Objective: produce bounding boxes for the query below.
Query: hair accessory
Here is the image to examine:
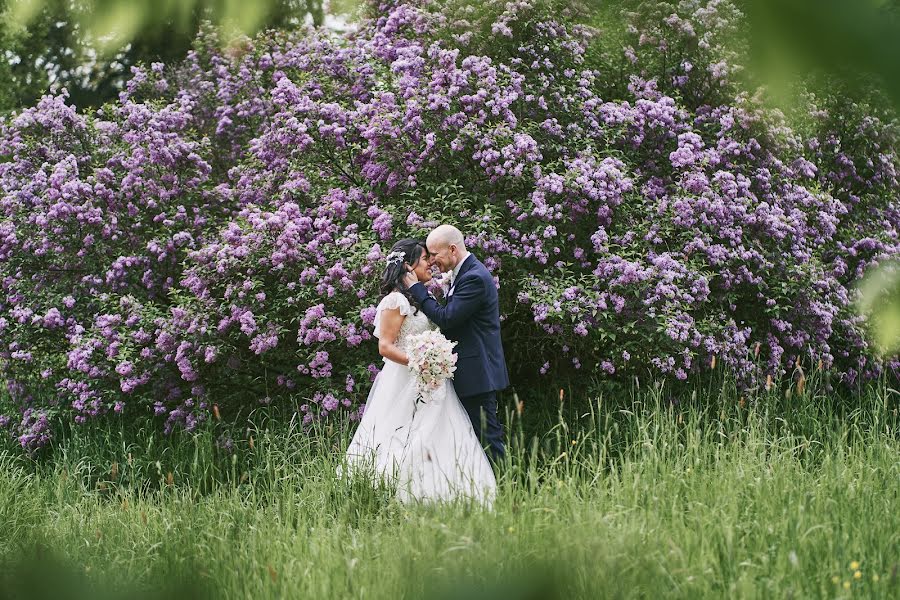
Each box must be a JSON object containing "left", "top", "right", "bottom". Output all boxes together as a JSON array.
[{"left": 385, "top": 250, "right": 406, "bottom": 266}]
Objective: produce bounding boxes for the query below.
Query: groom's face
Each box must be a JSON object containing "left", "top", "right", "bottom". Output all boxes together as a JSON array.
[{"left": 426, "top": 242, "right": 456, "bottom": 273}]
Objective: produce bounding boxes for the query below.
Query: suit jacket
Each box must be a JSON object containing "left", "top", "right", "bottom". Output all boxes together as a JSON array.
[{"left": 408, "top": 255, "right": 510, "bottom": 398}]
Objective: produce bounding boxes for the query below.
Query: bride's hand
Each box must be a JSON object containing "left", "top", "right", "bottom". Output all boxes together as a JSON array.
[{"left": 402, "top": 266, "right": 419, "bottom": 288}]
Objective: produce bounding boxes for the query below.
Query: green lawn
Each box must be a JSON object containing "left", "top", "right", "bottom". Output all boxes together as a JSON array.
[{"left": 1, "top": 379, "right": 898, "bottom": 599}]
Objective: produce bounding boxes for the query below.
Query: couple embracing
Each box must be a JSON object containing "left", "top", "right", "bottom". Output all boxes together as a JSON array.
[{"left": 344, "top": 225, "right": 509, "bottom": 504}]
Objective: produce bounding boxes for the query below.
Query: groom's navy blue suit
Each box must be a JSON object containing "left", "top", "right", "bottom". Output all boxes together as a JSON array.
[{"left": 408, "top": 255, "right": 509, "bottom": 461}]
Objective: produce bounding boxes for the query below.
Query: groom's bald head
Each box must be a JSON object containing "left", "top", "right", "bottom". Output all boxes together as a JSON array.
[
  {"left": 426, "top": 224, "right": 468, "bottom": 271},
  {"left": 427, "top": 224, "right": 465, "bottom": 250}
]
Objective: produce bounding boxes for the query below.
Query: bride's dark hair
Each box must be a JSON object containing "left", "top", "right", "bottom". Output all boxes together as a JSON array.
[{"left": 379, "top": 238, "right": 427, "bottom": 314}]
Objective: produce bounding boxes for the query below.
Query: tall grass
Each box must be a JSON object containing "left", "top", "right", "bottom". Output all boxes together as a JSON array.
[{"left": 1, "top": 376, "right": 898, "bottom": 598}]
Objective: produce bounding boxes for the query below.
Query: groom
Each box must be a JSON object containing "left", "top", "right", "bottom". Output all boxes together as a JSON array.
[{"left": 403, "top": 224, "right": 509, "bottom": 461}]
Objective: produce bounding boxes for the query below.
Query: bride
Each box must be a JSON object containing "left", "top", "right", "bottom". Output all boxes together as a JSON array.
[{"left": 343, "top": 239, "right": 497, "bottom": 504}]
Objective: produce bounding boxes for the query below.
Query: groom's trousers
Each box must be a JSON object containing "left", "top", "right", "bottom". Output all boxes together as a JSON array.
[{"left": 459, "top": 391, "right": 505, "bottom": 462}]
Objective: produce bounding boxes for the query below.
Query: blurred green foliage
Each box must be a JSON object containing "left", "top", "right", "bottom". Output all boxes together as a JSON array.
[
  {"left": 0, "top": 0, "right": 360, "bottom": 111},
  {"left": 0, "top": 543, "right": 212, "bottom": 600},
  {"left": 746, "top": 0, "right": 900, "bottom": 111},
  {"left": 857, "top": 260, "right": 900, "bottom": 357}
]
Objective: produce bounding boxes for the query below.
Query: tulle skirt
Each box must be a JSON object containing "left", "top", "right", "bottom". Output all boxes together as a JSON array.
[{"left": 343, "top": 360, "right": 496, "bottom": 505}]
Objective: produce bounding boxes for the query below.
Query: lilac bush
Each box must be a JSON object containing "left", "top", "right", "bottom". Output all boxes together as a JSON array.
[{"left": 1, "top": 0, "right": 897, "bottom": 452}]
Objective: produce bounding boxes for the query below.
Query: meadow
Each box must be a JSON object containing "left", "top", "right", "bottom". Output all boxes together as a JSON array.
[{"left": 2, "top": 376, "right": 898, "bottom": 599}]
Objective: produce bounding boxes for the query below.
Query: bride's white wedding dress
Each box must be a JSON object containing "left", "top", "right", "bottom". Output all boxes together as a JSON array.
[{"left": 344, "top": 291, "right": 497, "bottom": 505}]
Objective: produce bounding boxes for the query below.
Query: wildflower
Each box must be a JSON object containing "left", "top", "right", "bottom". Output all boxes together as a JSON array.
[
  {"left": 854, "top": 570, "right": 862, "bottom": 580},
  {"left": 850, "top": 561, "right": 860, "bottom": 570}
]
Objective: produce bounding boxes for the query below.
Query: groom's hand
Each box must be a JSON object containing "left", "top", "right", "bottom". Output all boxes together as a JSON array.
[{"left": 402, "top": 267, "right": 419, "bottom": 289}]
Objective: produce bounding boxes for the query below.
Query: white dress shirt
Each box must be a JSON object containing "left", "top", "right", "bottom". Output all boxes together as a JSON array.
[{"left": 450, "top": 253, "right": 472, "bottom": 288}]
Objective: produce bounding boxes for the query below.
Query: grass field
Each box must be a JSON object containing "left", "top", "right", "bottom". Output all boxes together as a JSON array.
[{"left": 1, "top": 377, "right": 898, "bottom": 599}]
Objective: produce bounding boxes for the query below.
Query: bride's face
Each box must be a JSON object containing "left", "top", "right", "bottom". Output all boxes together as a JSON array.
[{"left": 411, "top": 247, "right": 433, "bottom": 283}]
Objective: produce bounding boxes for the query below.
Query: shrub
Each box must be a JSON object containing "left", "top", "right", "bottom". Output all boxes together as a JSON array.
[{"left": 1, "top": 0, "right": 897, "bottom": 452}]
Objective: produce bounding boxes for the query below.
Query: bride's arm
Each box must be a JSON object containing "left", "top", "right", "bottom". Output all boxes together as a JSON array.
[{"left": 377, "top": 308, "right": 409, "bottom": 366}]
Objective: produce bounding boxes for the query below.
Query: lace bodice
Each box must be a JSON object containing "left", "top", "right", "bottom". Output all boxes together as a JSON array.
[{"left": 373, "top": 291, "right": 434, "bottom": 352}]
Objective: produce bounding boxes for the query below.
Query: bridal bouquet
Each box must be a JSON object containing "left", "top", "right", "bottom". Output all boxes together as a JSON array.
[{"left": 406, "top": 330, "right": 458, "bottom": 401}]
